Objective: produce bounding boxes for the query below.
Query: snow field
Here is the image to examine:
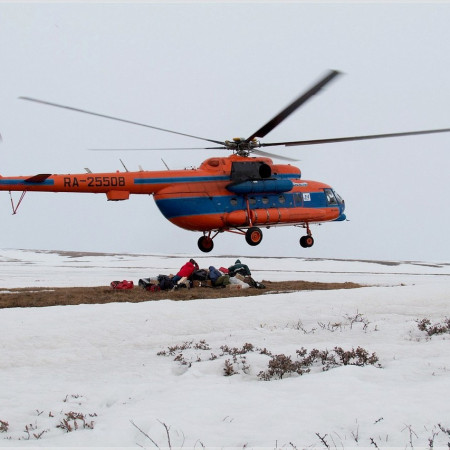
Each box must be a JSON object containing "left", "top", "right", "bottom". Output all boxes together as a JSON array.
[{"left": 0, "top": 250, "right": 449, "bottom": 448}]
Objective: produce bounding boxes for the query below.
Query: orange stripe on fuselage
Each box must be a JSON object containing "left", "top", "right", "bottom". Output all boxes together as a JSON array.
[
  {"left": 170, "top": 206, "right": 341, "bottom": 232},
  {"left": 0, "top": 170, "right": 229, "bottom": 195}
]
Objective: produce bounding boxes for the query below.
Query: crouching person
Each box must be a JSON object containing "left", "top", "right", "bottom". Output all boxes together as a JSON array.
[
  {"left": 172, "top": 259, "right": 199, "bottom": 289},
  {"left": 228, "top": 259, "right": 265, "bottom": 289},
  {"left": 228, "top": 259, "right": 251, "bottom": 280},
  {"left": 208, "top": 266, "right": 230, "bottom": 288}
]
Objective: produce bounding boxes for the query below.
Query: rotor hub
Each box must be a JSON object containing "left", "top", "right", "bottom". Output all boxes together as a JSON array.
[{"left": 224, "top": 138, "right": 260, "bottom": 156}]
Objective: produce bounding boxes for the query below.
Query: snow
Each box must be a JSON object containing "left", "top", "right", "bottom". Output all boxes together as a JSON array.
[{"left": 0, "top": 249, "right": 449, "bottom": 449}]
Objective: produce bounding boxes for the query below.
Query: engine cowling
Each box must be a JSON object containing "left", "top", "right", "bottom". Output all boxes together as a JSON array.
[{"left": 226, "top": 179, "right": 293, "bottom": 194}]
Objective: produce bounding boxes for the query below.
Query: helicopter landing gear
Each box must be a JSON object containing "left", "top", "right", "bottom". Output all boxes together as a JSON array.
[
  {"left": 300, "top": 223, "right": 314, "bottom": 248},
  {"left": 245, "top": 226, "right": 263, "bottom": 246},
  {"left": 300, "top": 235, "right": 314, "bottom": 248},
  {"left": 198, "top": 235, "right": 214, "bottom": 253}
]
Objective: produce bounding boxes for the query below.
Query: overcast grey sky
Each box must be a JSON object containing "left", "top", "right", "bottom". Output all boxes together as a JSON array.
[{"left": 0, "top": 2, "right": 449, "bottom": 262}]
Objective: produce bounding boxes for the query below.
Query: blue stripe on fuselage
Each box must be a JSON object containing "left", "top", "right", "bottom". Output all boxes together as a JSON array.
[
  {"left": 0, "top": 179, "right": 55, "bottom": 186},
  {"left": 155, "top": 191, "right": 332, "bottom": 219},
  {"left": 134, "top": 173, "right": 300, "bottom": 185},
  {"left": 134, "top": 175, "right": 230, "bottom": 184}
]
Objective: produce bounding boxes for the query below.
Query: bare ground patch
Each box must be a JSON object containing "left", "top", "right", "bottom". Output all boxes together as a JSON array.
[{"left": 0, "top": 280, "right": 362, "bottom": 309}]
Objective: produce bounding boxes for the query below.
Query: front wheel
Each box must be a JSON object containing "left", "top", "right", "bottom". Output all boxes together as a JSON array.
[
  {"left": 198, "top": 236, "right": 214, "bottom": 253},
  {"left": 245, "top": 227, "right": 263, "bottom": 246},
  {"left": 300, "top": 235, "right": 314, "bottom": 248}
]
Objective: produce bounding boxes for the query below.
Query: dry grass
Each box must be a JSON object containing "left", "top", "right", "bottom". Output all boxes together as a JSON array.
[{"left": 0, "top": 280, "right": 362, "bottom": 309}]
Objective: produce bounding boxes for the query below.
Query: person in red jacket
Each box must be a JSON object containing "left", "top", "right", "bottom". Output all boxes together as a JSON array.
[{"left": 171, "top": 259, "right": 199, "bottom": 285}]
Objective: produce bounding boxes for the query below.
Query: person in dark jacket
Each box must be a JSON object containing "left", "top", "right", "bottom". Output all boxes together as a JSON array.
[{"left": 227, "top": 259, "right": 251, "bottom": 277}]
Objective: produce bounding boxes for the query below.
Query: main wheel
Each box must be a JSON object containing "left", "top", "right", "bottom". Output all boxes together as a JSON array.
[
  {"left": 245, "top": 227, "right": 263, "bottom": 246},
  {"left": 300, "top": 235, "right": 314, "bottom": 248},
  {"left": 198, "top": 236, "right": 214, "bottom": 253}
]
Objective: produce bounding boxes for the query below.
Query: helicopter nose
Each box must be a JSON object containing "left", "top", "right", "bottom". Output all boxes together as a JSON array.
[
  {"left": 335, "top": 205, "right": 346, "bottom": 221},
  {"left": 335, "top": 191, "right": 346, "bottom": 220}
]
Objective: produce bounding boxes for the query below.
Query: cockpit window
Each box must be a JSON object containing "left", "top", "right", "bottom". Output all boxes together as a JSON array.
[
  {"left": 335, "top": 191, "right": 344, "bottom": 204},
  {"left": 324, "top": 188, "right": 337, "bottom": 205}
]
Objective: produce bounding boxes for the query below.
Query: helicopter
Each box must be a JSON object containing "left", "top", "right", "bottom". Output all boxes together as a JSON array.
[{"left": 2, "top": 69, "right": 450, "bottom": 252}]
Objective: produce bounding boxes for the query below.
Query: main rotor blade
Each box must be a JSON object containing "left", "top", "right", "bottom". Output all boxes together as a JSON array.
[
  {"left": 259, "top": 127, "right": 450, "bottom": 147},
  {"left": 19, "top": 97, "right": 226, "bottom": 146},
  {"left": 252, "top": 149, "right": 299, "bottom": 162},
  {"left": 246, "top": 69, "right": 341, "bottom": 142},
  {"left": 89, "top": 146, "right": 227, "bottom": 151}
]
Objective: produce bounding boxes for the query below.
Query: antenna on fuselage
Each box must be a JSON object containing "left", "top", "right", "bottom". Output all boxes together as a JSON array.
[
  {"left": 119, "top": 159, "right": 129, "bottom": 172},
  {"left": 161, "top": 158, "right": 170, "bottom": 170}
]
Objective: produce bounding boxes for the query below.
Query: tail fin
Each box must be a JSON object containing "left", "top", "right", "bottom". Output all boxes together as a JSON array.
[{"left": 25, "top": 174, "right": 52, "bottom": 183}]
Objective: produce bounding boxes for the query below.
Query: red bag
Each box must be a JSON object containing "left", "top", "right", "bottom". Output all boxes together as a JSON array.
[
  {"left": 219, "top": 267, "right": 229, "bottom": 274},
  {"left": 147, "top": 284, "right": 161, "bottom": 292},
  {"left": 111, "top": 280, "right": 134, "bottom": 290}
]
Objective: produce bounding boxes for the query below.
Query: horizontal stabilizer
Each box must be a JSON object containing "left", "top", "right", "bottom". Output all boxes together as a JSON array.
[{"left": 25, "top": 174, "right": 52, "bottom": 183}]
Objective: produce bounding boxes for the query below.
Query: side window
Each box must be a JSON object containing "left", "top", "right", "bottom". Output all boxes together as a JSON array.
[
  {"left": 294, "top": 193, "right": 303, "bottom": 206},
  {"left": 324, "top": 188, "right": 337, "bottom": 205}
]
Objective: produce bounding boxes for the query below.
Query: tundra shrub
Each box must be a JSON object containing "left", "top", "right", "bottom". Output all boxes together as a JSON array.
[
  {"left": 0, "top": 420, "right": 8, "bottom": 433},
  {"left": 56, "top": 411, "right": 96, "bottom": 433},
  {"left": 258, "top": 346, "right": 381, "bottom": 380},
  {"left": 223, "top": 359, "right": 236, "bottom": 376},
  {"left": 259, "top": 353, "right": 310, "bottom": 380},
  {"left": 417, "top": 318, "right": 450, "bottom": 336},
  {"left": 157, "top": 340, "right": 381, "bottom": 381}
]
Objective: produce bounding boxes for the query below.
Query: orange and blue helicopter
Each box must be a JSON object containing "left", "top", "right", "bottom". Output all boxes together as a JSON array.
[{"left": 1, "top": 70, "right": 450, "bottom": 252}]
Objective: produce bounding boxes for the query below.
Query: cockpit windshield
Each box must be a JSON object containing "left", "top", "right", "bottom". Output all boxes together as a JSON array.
[
  {"left": 334, "top": 191, "right": 344, "bottom": 204},
  {"left": 324, "top": 188, "right": 338, "bottom": 205}
]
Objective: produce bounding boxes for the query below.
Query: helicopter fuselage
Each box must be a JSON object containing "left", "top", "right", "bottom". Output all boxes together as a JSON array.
[{"left": 0, "top": 155, "right": 345, "bottom": 250}]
